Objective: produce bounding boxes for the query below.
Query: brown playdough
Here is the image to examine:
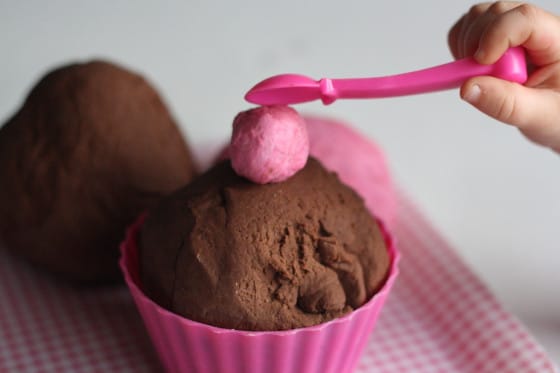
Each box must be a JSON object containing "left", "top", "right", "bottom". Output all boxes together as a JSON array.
[
  {"left": 0, "top": 60, "right": 197, "bottom": 284},
  {"left": 140, "top": 158, "right": 389, "bottom": 331}
]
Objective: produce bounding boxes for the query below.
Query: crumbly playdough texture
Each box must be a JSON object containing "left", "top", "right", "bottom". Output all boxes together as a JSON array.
[
  {"left": 139, "top": 158, "right": 389, "bottom": 331},
  {"left": 230, "top": 105, "right": 309, "bottom": 184}
]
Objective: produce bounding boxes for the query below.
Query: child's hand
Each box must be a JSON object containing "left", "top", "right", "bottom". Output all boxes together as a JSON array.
[{"left": 448, "top": 2, "right": 560, "bottom": 152}]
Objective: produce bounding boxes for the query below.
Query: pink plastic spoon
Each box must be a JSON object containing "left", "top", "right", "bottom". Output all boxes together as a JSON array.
[{"left": 245, "top": 47, "right": 527, "bottom": 105}]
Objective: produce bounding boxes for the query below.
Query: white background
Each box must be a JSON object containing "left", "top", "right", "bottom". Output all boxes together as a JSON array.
[{"left": 1, "top": 0, "right": 559, "bottom": 363}]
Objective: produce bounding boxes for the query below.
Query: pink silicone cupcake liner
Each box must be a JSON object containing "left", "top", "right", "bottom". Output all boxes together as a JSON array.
[{"left": 120, "top": 214, "right": 400, "bottom": 373}]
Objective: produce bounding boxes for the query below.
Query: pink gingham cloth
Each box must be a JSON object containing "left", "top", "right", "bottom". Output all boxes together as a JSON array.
[{"left": 0, "top": 192, "right": 557, "bottom": 373}]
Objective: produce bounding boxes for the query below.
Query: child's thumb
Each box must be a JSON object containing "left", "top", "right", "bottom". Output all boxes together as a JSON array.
[
  {"left": 460, "top": 76, "right": 536, "bottom": 129},
  {"left": 460, "top": 76, "right": 560, "bottom": 150}
]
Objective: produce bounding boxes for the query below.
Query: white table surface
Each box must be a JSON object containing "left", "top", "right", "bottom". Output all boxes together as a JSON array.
[{"left": 1, "top": 0, "right": 559, "bottom": 365}]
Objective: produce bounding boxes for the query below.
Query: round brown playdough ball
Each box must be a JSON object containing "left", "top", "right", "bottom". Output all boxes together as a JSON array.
[{"left": 0, "top": 60, "right": 197, "bottom": 284}]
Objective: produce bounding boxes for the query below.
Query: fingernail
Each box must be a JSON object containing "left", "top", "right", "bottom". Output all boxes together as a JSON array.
[
  {"left": 474, "top": 47, "right": 485, "bottom": 61},
  {"left": 463, "top": 84, "right": 481, "bottom": 104}
]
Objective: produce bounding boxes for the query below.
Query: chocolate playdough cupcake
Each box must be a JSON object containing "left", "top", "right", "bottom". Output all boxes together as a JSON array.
[{"left": 120, "top": 105, "right": 399, "bottom": 373}]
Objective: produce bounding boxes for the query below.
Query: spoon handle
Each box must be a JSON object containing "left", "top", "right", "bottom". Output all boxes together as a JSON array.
[{"left": 320, "top": 47, "right": 527, "bottom": 104}]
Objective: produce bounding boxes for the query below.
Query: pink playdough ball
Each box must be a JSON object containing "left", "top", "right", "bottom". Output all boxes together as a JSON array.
[{"left": 230, "top": 106, "right": 309, "bottom": 184}]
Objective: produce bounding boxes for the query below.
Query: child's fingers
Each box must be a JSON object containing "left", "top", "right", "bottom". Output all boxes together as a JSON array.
[
  {"left": 448, "top": 15, "right": 466, "bottom": 59},
  {"left": 448, "top": 2, "right": 520, "bottom": 59},
  {"left": 460, "top": 11, "right": 496, "bottom": 58},
  {"left": 478, "top": 3, "right": 560, "bottom": 65},
  {"left": 461, "top": 76, "right": 560, "bottom": 151},
  {"left": 449, "top": 4, "right": 490, "bottom": 59}
]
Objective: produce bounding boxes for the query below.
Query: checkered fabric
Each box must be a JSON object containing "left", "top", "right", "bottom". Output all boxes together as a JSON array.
[{"left": 0, "top": 192, "right": 557, "bottom": 373}]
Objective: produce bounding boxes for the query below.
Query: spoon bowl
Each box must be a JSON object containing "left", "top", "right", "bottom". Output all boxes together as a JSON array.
[{"left": 244, "top": 74, "right": 320, "bottom": 105}]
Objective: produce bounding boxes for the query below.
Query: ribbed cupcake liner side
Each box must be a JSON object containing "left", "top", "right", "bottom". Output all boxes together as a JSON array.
[{"left": 120, "top": 217, "right": 399, "bottom": 373}]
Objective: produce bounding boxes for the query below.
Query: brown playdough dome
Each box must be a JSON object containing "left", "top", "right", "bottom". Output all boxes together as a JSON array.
[
  {"left": 0, "top": 60, "right": 197, "bottom": 284},
  {"left": 139, "top": 158, "right": 389, "bottom": 331}
]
